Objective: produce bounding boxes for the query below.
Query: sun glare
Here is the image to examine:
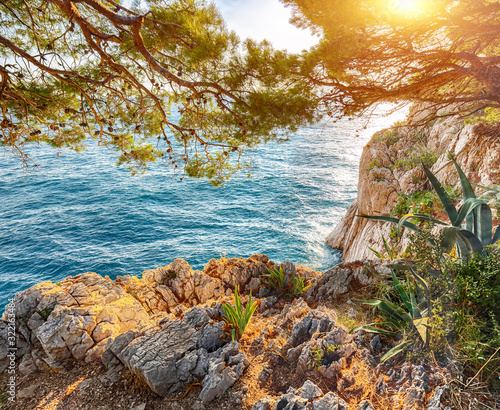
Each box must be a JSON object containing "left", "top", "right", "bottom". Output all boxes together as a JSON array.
[{"left": 390, "top": 0, "right": 422, "bottom": 15}]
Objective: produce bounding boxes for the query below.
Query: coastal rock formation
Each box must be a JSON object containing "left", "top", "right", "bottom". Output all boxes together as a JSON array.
[
  {"left": 327, "top": 117, "right": 500, "bottom": 262},
  {"left": 1, "top": 256, "right": 454, "bottom": 409}
]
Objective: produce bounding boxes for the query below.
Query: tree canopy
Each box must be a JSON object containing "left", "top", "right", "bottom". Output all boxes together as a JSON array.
[
  {"left": 283, "top": 0, "right": 500, "bottom": 123},
  {"left": 0, "top": 0, "right": 319, "bottom": 184}
]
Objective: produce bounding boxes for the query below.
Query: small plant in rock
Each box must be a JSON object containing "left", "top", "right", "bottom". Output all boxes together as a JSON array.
[
  {"left": 290, "top": 274, "right": 311, "bottom": 295},
  {"left": 368, "top": 235, "right": 397, "bottom": 260},
  {"left": 366, "top": 158, "right": 383, "bottom": 172},
  {"left": 262, "top": 266, "right": 286, "bottom": 290},
  {"left": 222, "top": 285, "right": 259, "bottom": 343},
  {"left": 310, "top": 344, "right": 342, "bottom": 368},
  {"left": 261, "top": 266, "right": 310, "bottom": 296},
  {"left": 36, "top": 304, "right": 55, "bottom": 321}
]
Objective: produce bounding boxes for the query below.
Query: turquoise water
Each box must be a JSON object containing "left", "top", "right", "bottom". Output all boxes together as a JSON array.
[{"left": 0, "top": 117, "right": 395, "bottom": 307}]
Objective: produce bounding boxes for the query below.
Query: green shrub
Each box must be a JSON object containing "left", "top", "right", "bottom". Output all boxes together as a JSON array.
[
  {"left": 372, "top": 129, "right": 399, "bottom": 147},
  {"left": 393, "top": 148, "right": 439, "bottom": 170},
  {"left": 366, "top": 158, "right": 383, "bottom": 172},
  {"left": 310, "top": 344, "right": 343, "bottom": 368}
]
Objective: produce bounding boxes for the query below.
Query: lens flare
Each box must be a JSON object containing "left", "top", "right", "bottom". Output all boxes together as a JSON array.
[{"left": 391, "top": 0, "right": 422, "bottom": 14}]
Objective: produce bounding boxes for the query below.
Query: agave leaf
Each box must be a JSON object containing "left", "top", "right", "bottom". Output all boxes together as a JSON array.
[
  {"left": 451, "top": 157, "right": 476, "bottom": 200},
  {"left": 477, "top": 203, "right": 492, "bottom": 247},
  {"left": 362, "top": 299, "right": 410, "bottom": 322},
  {"left": 234, "top": 285, "right": 241, "bottom": 314},
  {"left": 380, "top": 340, "right": 414, "bottom": 363},
  {"left": 457, "top": 229, "right": 485, "bottom": 255},
  {"left": 456, "top": 198, "right": 485, "bottom": 227},
  {"left": 383, "top": 316, "right": 406, "bottom": 329},
  {"left": 398, "top": 213, "right": 448, "bottom": 233},
  {"left": 407, "top": 273, "right": 420, "bottom": 319},
  {"left": 351, "top": 325, "right": 400, "bottom": 337},
  {"left": 412, "top": 317, "right": 429, "bottom": 345},
  {"left": 358, "top": 215, "right": 422, "bottom": 233},
  {"left": 455, "top": 235, "right": 469, "bottom": 260},
  {"left": 368, "top": 246, "right": 384, "bottom": 258},
  {"left": 471, "top": 182, "right": 497, "bottom": 193},
  {"left": 440, "top": 226, "right": 459, "bottom": 254},
  {"left": 410, "top": 269, "right": 432, "bottom": 312},
  {"left": 423, "top": 164, "right": 459, "bottom": 225},
  {"left": 382, "top": 235, "right": 394, "bottom": 259},
  {"left": 466, "top": 211, "right": 473, "bottom": 233},
  {"left": 391, "top": 270, "right": 412, "bottom": 312},
  {"left": 492, "top": 226, "right": 500, "bottom": 245}
]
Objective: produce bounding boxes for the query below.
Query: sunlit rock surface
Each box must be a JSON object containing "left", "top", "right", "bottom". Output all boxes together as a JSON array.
[{"left": 328, "top": 116, "right": 500, "bottom": 261}]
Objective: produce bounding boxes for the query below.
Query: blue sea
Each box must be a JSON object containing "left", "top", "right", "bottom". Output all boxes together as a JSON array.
[{"left": 0, "top": 115, "right": 401, "bottom": 308}]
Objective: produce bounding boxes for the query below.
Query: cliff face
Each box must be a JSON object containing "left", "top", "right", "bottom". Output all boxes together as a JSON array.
[{"left": 327, "top": 117, "right": 500, "bottom": 262}]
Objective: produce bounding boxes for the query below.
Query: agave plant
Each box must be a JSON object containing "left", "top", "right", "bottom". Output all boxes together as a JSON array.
[
  {"left": 353, "top": 264, "right": 431, "bottom": 363},
  {"left": 261, "top": 266, "right": 310, "bottom": 296},
  {"left": 222, "top": 285, "right": 259, "bottom": 342},
  {"left": 361, "top": 157, "right": 500, "bottom": 259},
  {"left": 261, "top": 266, "right": 286, "bottom": 290}
]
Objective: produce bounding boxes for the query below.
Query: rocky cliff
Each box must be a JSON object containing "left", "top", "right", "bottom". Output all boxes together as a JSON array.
[
  {"left": 0, "top": 255, "right": 454, "bottom": 410},
  {"left": 327, "top": 117, "right": 500, "bottom": 262}
]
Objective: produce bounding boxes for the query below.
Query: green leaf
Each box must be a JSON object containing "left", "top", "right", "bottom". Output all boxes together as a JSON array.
[
  {"left": 391, "top": 270, "right": 412, "bottom": 312},
  {"left": 451, "top": 156, "right": 476, "bottom": 200},
  {"left": 358, "top": 215, "right": 422, "bottom": 232},
  {"left": 412, "top": 317, "right": 429, "bottom": 344},
  {"left": 380, "top": 340, "right": 414, "bottom": 363},
  {"left": 457, "top": 229, "right": 485, "bottom": 255},
  {"left": 423, "top": 164, "right": 458, "bottom": 225},
  {"left": 397, "top": 213, "right": 448, "bottom": 233},
  {"left": 362, "top": 299, "right": 410, "bottom": 322},
  {"left": 440, "top": 226, "right": 459, "bottom": 254},
  {"left": 409, "top": 268, "right": 431, "bottom": 312},
  {"left": 456, "top": 198, "right": 485, "bottom": 227},
  {"left": 492, "top": 226, "right": 500, "bottom": 245},
  {"left": 477, "top": 203, "right": 492, "bottom": 246},
  {"left": 382, "top": 235, "right": 393, "bottom": 259},
  {"left": 368, "top": 246, "right": 384, "bottom": 258},
  {"left": 455, "top": 235, "right": 470, "bottom": 260},
  {"left": 351, "top": 325, "right": 400, "bottom": 337}
]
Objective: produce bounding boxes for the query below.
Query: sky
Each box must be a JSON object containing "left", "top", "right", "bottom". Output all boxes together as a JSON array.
[{"left": 213, "top": 0, "right": 319, "bottom": 52}]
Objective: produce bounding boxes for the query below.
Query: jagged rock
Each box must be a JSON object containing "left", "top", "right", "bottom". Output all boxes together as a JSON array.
[
  {"left": 252, "top": 397, "right": 272, "bottom": 410},
  {"left": 312, "top": 392, "right": 348, "bottom": 410},
  {"left": 299, "top": 380, "right": 323, "bottom": 400},
  {"left": 1, "top": 255, "right": 285, "bottom": 374},
  {"left": 375, "top": 376, "right": 388, "bottom": 397},
  {"left": 0, "top": 272, "right": 150, "bottom": 372},
  {"left": 258, "top": 366, "right": 272, "bottom": 383},
  {"left": 305, "top": 262, "right": 376, "bottom": 302},
  {"left": 427, "top": 385, "right": 449, "bottom": 410},
  {"left": 370, "top": 335, "right": 382, "bottom": 351},
  {"left": 101, "top": 305, "right": 247, "bottom": 402},
  {"left": 287, "top": 308, "right": 338, "bottom": 348},
  {"left": 203, "top": 254, "right": 270, "bottom": 292},
  {"left": 199, "top": 344, "right": 249, "bottom": 402},
  {"left": 259, "top": 296, "right": 278, "bottom": 313},
  {"left": 357, "top": 400, "right": 375, "bottom": 410},
  {"left": 273, "top": 392, "right": 309, "bottom": 410}
]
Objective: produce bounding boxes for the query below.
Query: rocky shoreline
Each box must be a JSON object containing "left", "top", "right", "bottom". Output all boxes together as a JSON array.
[{"left": 0, "top": 255, "right": 455, "bottom": 409}]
